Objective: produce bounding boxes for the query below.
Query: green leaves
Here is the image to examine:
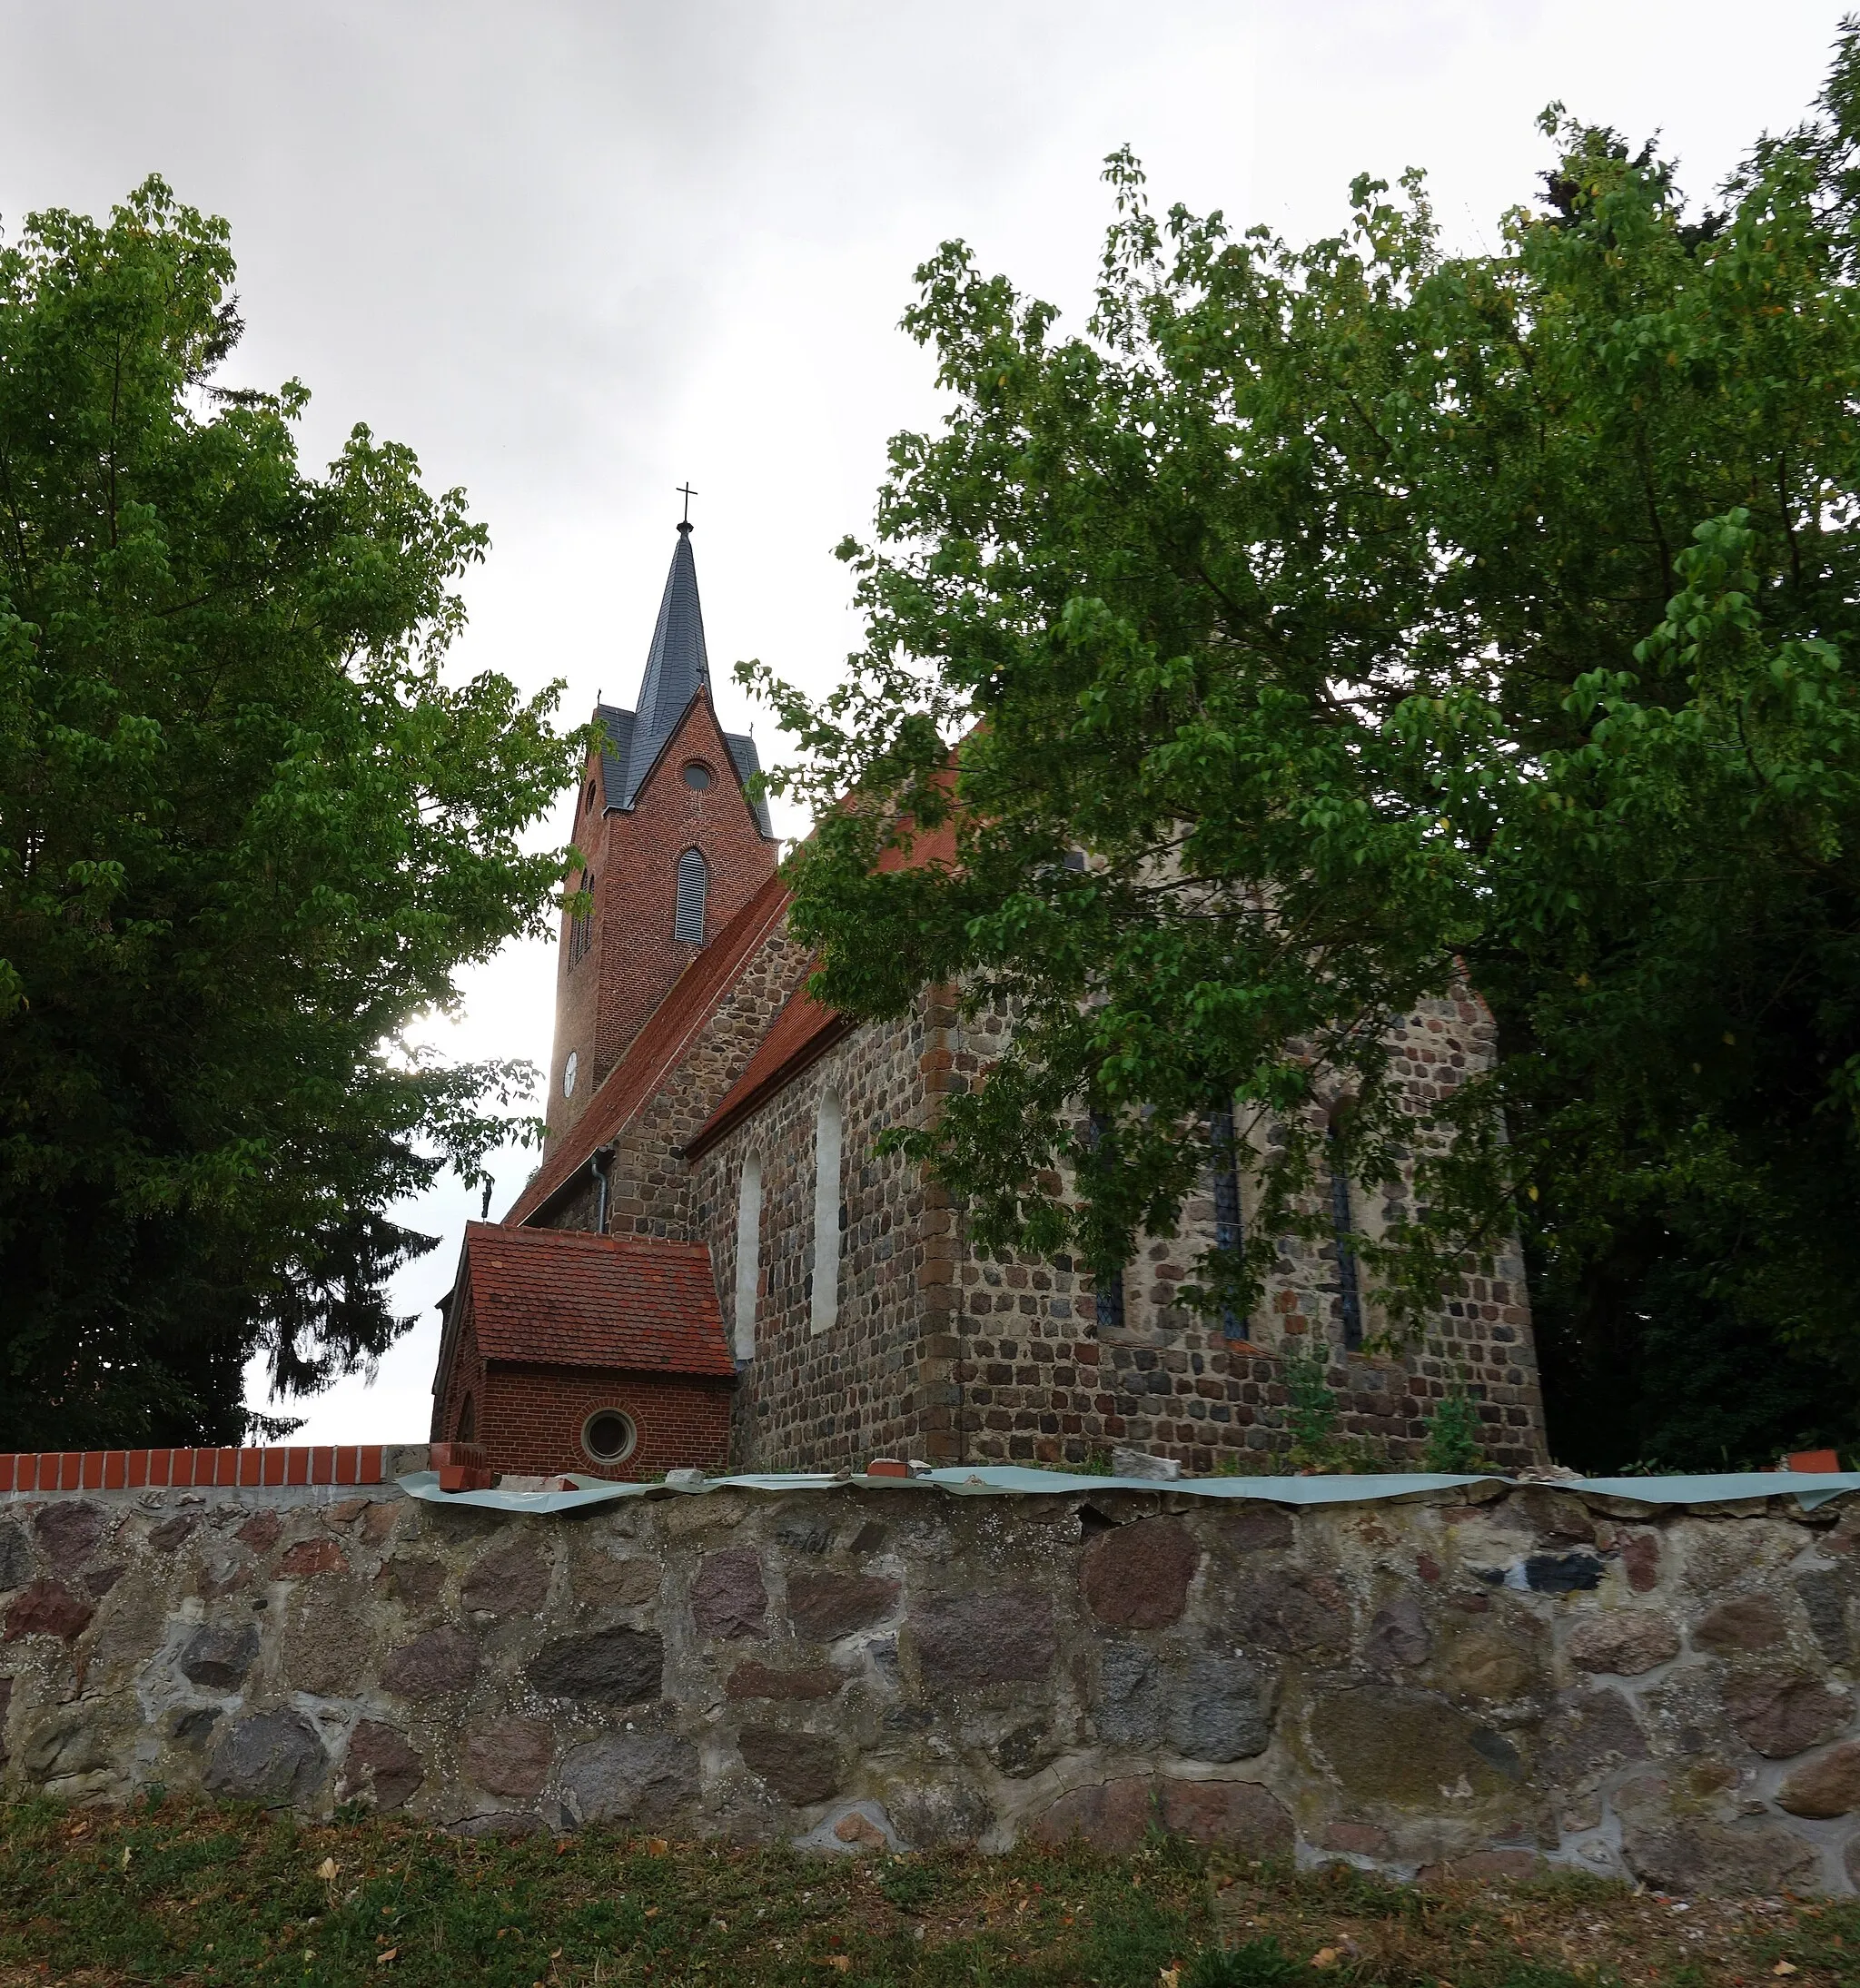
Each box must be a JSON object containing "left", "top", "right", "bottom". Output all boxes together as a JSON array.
[
  {"left": 0, "top": 179, "right": 588, "bottom": 1445},
  {"left": 748, "top": 28, "right": 1860, "bottom": 1464}
]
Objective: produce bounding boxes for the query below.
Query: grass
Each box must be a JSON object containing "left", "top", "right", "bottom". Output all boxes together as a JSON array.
[{"left": 0, "top": 1798, "right": 1855, "bottom": 1987}]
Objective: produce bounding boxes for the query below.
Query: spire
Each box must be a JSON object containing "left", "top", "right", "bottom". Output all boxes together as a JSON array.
[{"left": 621, "top": 521, "right": 711, "bottom": 804}]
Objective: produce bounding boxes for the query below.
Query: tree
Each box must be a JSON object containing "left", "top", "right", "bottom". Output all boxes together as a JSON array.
[
  {"left": 0, "top": 179, "right": 585, "bottom": 1447},
  {"left": 747, "top": 33, "right": 1860, "bottom": 1469}
]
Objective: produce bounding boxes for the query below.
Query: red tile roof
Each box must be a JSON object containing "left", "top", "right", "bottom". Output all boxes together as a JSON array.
[
  {"left": 685, "top": 982, "right": 852, "bottom": 1160},
  {"left": 683, "top": 807, "right": 960, "bottom": 1159},
  {"left": 460, "top": 1222, "right": 735, "bottom": 1378},
  {"left": 506, "top": 869, "right": 792, "bottom": 1226},
  {"left": 507, "top": 779, "right": 962, "bottom": 1213}
]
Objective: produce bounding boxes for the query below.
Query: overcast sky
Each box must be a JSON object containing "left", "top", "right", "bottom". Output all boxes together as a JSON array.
[{"left": 1, "top": 0, "right": 1845, "bottom": 1441}]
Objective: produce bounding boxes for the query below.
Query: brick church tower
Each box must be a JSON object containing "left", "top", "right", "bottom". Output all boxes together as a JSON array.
[{"left": 545, "top": 521, "right": 779, "bottom": 1146}]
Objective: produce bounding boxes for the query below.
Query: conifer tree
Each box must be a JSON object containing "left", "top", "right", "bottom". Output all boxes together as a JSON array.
[{"left": 0, "top": 180, "right": 584, "bottom": 1445}]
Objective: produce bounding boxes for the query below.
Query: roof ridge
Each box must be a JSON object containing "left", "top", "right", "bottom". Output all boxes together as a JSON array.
[
  {"left": 467, "top": 1221, "right": 710, "bottom": 1255},
  {"left": 685, "top": 978, "right": 852, "bottom": 1162}
]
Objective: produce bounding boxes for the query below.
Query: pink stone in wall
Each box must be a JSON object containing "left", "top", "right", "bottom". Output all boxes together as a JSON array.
[
  {"left": 1080, "top": 1517, "right": 1200, "bottom": 1629},
  {"left": 3, "top": 1578, "right": 94, "bottom": 1642},
  {"left": 689, "top": 1548, "right": 767, "bottom": 1640}
]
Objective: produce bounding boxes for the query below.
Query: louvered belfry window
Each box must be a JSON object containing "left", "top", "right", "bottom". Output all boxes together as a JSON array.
[
  {"left": 674, "top": 847, "right": 708, "bottom": 943},
  {"left": 568, "top": 874, "right": 595, "bottom": 966}
]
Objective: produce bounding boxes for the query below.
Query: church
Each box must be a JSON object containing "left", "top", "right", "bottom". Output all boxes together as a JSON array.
[{"left": 430, "top": 521, "right": 1549, "bottom": 1480}]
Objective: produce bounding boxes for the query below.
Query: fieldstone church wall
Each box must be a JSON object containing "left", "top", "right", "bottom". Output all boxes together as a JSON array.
[
  {"left": 8, "top": 1468, "right": 1860, "bottom": 1894},
  {"left": 940, "top": 988, "right": 1546, "bottom": 1475},
  {"left": 686, "top": 969, "right": 1546, "bottom": 1477}
]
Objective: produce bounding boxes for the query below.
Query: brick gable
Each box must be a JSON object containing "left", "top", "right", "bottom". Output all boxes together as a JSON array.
[{"left": 546, "top": 687, "right": 777, "bottom": 1147}]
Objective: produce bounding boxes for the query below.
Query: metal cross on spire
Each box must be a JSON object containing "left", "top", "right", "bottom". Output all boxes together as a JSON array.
[{"left": 676, "top": 481, "right": 698, "bottom": 525}]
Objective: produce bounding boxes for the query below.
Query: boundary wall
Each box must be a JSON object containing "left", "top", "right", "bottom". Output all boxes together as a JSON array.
[{"left": 6, "top": 1459, "right": 1860, "bottom": 1894}]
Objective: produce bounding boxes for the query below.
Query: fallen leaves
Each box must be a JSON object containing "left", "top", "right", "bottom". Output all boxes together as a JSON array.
[
  {"left": 316, "top": 1857, "right": 339, "bottom": 1882},
  {"left": 376, "top": 1949, "right": 397, "bottom": 1966}
]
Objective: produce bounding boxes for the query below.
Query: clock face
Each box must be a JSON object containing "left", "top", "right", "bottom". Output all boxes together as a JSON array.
[{"left": 563, "top": 1050, "right": 579, "bottom": 1098}]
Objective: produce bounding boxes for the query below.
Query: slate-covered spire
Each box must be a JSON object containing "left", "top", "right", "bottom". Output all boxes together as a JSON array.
[{"left": 622, "top": 520, "right": 710, "bottom": 804}]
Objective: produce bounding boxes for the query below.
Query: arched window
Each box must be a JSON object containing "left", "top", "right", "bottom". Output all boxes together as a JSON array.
[
  {"left": 810, "top": 1090, "right": 843, "bottom": 1335},
  {"left": 1326, "top": 1115, "right": 1364, "bottom": 1351},
  {"left": 734, "top": 1153, "right": 762, "bottom": 1361},
  {"left": 457, "top": 1392, "right": 476, "bottom": 1443},
  {"left": 674, "top": 846, "right": 708, "bottom": 943}
]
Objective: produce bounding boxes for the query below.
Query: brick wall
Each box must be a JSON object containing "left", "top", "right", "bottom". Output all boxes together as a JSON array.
[
  {"left": 431, "top": 1289, "right": 484, "bottom": 1450},
  {"left": 478, "top": 1364, "right": 732, "bottom": 1479},
  {"left": 0, "top": 1446, "right": 397, "bottom": 1492},
  {"left": 543, "top": 771, "right": 611, "bottom": 1144},
  {"left": 430, "top": 1271, "right": 732, "bottom": 1479},
  {"left": 545, "top": 693, "right": 777, "bottom": 1147}
]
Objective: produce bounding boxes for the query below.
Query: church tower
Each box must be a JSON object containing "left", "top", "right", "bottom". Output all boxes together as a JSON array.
[{"left": 545, "top": 520, "right": 779, "bottom": 1145}]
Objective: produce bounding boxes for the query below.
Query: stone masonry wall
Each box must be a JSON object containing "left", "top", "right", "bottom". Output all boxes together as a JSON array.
[
  {"left": 688, "top": 979, "right": 1545, "bottom": 1476},
  {"left": 939, "top": 989, "right": 1548, "bottom": 1475},
  {"left": 690, "top": 1003, "right": 941, "bottom": 1473},
  {"left": 11, "top": 1471, "right": 1860, "bottom": 1895},
  {"left": 532, "top": 866, "right": 1544, "bottom": 1478}
]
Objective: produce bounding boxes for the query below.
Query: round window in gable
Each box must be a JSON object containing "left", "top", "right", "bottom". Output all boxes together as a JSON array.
[
  {"left": 682, "top": 761, "right": 714, "bottom": 790},
  {"left": 563, "top": 1049, "right": 579, "bottom": 1098},
  {"left": 581, "top": 1408, "right": 637, "bottom": 1465}
]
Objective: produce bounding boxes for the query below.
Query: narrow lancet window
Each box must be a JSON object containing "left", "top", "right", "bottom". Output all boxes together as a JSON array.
[
  {"left": 734, "top": 1153, "right": 762, "bottom": 1361},
  {"left": 674, "top": 846, "right": 708, "bottom": 943},
  {"left": 1210, "top": 1101, "right": 1247, "bottom": 1340},
  {"left": 1086, "top": 1111, "right": 1127, "bottom": 1331},
  {"left": 1327, "top": 1118, "right": 1364, "bottom": 1351},
  {"left": 810, "top": 1091, "right": 843, "bottom": 1335}
]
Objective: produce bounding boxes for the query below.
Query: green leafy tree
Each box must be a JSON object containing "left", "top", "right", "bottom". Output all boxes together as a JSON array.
[
  {"left": 0, "top": 179, "right": 586, "bottom": 1447},
  {"left": 747, "top": 33, "right": 1860, "bottom": 1469}
]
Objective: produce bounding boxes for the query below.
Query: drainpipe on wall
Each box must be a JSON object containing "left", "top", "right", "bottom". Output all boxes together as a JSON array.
[{"left": 592, "top": 1143, "right": 616, "bottom": 1235}]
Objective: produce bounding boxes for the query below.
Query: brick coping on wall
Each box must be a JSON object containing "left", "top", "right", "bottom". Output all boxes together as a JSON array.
[
  {"left": 0, "top": 1445, "right": 405, "bottom": 1495},
  {"left": 2, "top": 1443, "right": 1842, "bottom": 1500}
]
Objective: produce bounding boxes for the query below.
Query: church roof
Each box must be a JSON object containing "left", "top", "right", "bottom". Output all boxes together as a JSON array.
[
  {"left": 506, "top": 867, "right": 795, "bottom": 1227},
  {"left": 457, "top": 1221, "right": 734, "bottom": 1378},
  {"left": 627, "top": 522, "right": 709, "bottom": 799},
  {"left": 686, "top": 981, "right": 851, "bottom": 1161},
  {"left": 595, "top": 525, "right": 772, "bottom": 836}
]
